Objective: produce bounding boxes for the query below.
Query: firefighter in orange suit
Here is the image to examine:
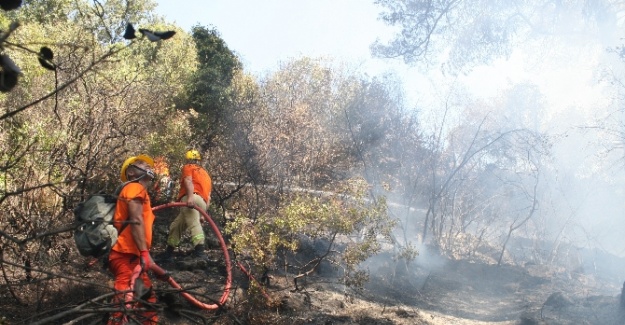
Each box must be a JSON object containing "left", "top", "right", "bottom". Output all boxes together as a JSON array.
[
  {"left": 107, "top": 154, "right": 158, "bottom": 325},
  {"left": 162, "top": 149, "right": 212, "bottom": 261}
]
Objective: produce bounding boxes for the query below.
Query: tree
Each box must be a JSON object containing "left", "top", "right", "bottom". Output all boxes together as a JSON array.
[
  {"left": 372, "top": 0, "right": 613, "bottom": 73},
  {"left": 250, "top": 58, "right": 359, "bottom": 189},
  {"left": 182, "top": 25, "right": 241, "bottom": 149},
  {"left": 227, "top": 177, "right": 394, "bottom": 291},
  {"left": 221, "top": 58, "right": 406, "bottom": 290},
  {"left": 0, "top": 0, "right": 193, "bottom": 318},
  {"left": 414, "top": 84, "right": 552, "bottom": 264}
]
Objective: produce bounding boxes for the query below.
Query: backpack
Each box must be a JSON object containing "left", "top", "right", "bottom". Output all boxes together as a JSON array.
[{"left": 73, "top": 183, "right": 130, "bottom": 258}]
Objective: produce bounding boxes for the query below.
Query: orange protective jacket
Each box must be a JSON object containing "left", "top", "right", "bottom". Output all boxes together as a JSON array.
[
  {"left": 111, "top": 182, "right": 155, "bottom": 256},
  {"left": 177, "top": 163, "right": 212, "bottom": 203}
]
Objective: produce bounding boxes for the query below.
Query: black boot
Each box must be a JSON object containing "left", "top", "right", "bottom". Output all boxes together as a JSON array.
[
  {"left": 192, "top": 244, "right": 207, "bottom": 259},
  {"left": 158, "top": 245, "right": 175, "bottom": 263}
]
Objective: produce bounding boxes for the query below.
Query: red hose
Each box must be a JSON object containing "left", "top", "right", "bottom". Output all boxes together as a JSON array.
[{"left": 151, "top": 202, "right": 232, "bottom": 310}]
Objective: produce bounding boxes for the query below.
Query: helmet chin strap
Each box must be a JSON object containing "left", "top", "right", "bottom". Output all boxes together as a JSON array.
[{"left": 129, "top": 164, "right": 156, "bottom": 181}]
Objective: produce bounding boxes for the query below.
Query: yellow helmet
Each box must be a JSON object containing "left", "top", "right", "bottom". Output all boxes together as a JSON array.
[
  {"left": 120, "top": 154, "right": 155, "bottom": 182},
  {"left": 185, "top": 150, "right": 201, "bottom": 160}
]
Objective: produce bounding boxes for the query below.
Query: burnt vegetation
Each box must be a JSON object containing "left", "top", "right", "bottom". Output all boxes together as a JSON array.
[{"left": 1, "top": 1, "right": 625, "bottom": 324}]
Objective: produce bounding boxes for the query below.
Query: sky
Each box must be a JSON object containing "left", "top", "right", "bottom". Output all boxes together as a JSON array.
[
  {"left": 153, "top": 0, "right": 399, "bottom": 76},
  {"left": 152, "top": 0, "right": 603, "bottom": 111},
  {"left": 152, "top": 0, "right": 523, "bottom": 112},
  {"left": 157, "top": 1, "right": 619, "bottom": 106},
  {"left": 150, "top": 1, "right": 498, "bottom": 113}
]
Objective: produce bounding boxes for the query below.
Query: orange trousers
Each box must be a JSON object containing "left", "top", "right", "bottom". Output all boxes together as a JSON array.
[{"left": 107, "top": 251, "right": 158, "bottom": 325}]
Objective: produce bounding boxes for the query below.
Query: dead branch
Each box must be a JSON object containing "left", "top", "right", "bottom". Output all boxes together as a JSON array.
[
  {"left": 0, "top": 41, "right": 129, "bottom": 121},
  {"left": 292, "top": 232, "right": 337, "bottom": 291},
  {"left": 28, "top": 292, "right": 116, "bottom": 325},
  {"left": 0, "top": 249, "right": 25, "bottom": 306},
  {"left": 0, "top": 258, "right": 111, "bottom": 289},
  {"left": 61, "top": 313, "right": 97, "bottom": 324},
  {"left": 0, "top": 218, "right": 139, "bottom": 246}
]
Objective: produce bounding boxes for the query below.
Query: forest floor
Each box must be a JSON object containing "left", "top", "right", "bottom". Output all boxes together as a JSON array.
[{"left": 2, "top": 208, "right": 625, "bottom": 325}]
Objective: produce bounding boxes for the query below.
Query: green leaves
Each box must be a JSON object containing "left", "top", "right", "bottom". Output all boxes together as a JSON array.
[
  {"left": 0, "top": 20, "right": 56, "bottom": 93},
  {"left": 183, "top": 25, "right": 240, "bottom": 145},
  {"left": 227, "top": 178, "right": 395, "bottom": 290},
  {"left": 0, "top": 18, "right": 178, "bottom": 94}
]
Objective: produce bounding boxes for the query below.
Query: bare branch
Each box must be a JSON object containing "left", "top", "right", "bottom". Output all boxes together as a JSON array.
[{"left": 0, "top": 44, "right": 130, "bottom": 121}]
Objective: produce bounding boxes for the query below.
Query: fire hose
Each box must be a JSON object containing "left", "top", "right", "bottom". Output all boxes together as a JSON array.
[
  {"left": 150, "top": 202, "right": 270, "bottom": 310},
  {"left": 151, "top": 202, "right": 232, "bottom": 310}
]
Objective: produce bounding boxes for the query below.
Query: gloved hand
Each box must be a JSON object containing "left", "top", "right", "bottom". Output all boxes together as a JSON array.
[
  {"left": 139, "top": 250, "right": 151, "bottom": 272},
  {"left": 186, "top": 198, "right": 195, "bottom": 208}
]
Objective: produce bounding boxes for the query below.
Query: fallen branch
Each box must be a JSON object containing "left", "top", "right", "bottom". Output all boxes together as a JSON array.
[
  {"left": 29, "top": 292, "right": 116, "bottom": 325},
  {"left": 0, "top": 249, "right": 25, "bottom": 306},
  {"left": 0, "top": 258, "right": 111, "bottom": 289}
]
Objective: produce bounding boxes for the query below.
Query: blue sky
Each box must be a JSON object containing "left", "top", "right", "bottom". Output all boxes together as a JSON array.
[{"left": 153, "top": 0, "right": 398, "bottom": 76}]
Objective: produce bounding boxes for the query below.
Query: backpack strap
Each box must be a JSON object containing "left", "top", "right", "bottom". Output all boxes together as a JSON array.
[
  {"left": 111, "top": 178, "right": 149, "bottom": 234},
  {"left": 117, "top": 222, "right": 130, "bottom": 237},
  {"left": 111, "top": 180, "right": 134, "bottom": 233}
]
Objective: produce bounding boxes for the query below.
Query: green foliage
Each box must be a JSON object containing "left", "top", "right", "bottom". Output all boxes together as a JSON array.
[
  {"left": 7, "top": 0, "right": 75, "bottom": 25},
  {"left": 227, "top": 177, "right": 396, "bottom": 288},
  {"left": 0, "top": 0, "right": 197, "bottom": 306},
  {"left": 183, "top": 25, "right": 241, "bottom": 148},
  {"left": 0, "top": 10, "right": 200, "bottom": 325},
  {"left": 145, "top": 109, "right": 194, "bottom": 164}
]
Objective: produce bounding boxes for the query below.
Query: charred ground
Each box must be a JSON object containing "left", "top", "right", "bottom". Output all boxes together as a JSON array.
[{"left": 1, "top": 208, "right": 625, "bottom": 325}]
